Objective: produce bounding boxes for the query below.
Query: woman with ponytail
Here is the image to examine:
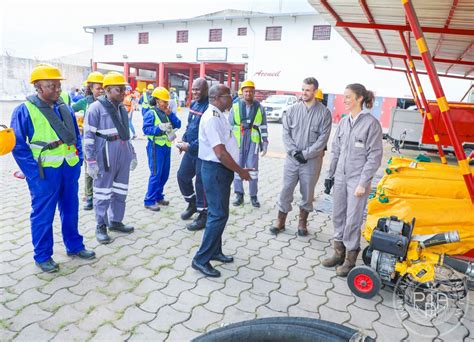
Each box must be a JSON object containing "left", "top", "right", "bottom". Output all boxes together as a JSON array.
[{"left": 322, "top": 83, "right": 383, "bottom": 277}]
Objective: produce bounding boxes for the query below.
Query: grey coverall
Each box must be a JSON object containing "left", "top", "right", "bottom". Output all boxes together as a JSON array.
[
  {"left": 328, "top": 111, "right": 383, "bottom": 251},
  {"left": 83, "top": 99, "right": 135, "bottom": 227},
  {"left": 277, "top": 101, "right": 332, "bottom": 213},
  {"left": 230, "top": 101, "right": 268, "bottom": 197}
]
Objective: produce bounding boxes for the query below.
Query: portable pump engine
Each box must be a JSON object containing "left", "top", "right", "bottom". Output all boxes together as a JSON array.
[{"left": 347, "top": 216, "right": 473, "bottom": 300}]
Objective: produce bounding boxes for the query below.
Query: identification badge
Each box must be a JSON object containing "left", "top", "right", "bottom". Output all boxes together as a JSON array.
[{"left": 355, "top": 141, "right": 365, "bottom": 148}]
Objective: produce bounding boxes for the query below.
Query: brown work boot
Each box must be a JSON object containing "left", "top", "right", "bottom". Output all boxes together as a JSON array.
[
  {"left": 336, "top": 249, "right": 360, "bottom": 277},
  {"left": 322, "top": 241, "right": 346, "bottom": 268},
  {"left": 269, "top": 211, "right": 287, "bottom": 235},
  {"left": 297, "top": 208, "right": 309, "bottom": 236}
]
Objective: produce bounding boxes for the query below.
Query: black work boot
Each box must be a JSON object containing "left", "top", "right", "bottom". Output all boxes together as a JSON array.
[
  {"left": 232, "top": 193, "right": 244, "bottom": 206},
  {"left": 109, "top": 221, "right": 134, "bottom": 233},
  {"left": 186, "top": 211, "right": 207, "bottom": 231},
  {"left": 83, "top": 196, "right": 93, "bottom": 210},
  {"left": 181, "top": 201, "right": 197, "bottom": 220},
  {"left": 96, "top": 224, "right": 111, "bottom": 244},
  {"left": 250, "top": 196, "right": 260, "bottom": 208}
]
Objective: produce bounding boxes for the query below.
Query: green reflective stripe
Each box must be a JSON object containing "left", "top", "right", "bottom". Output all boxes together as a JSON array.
[
  {"left": 146, "top": 109, "right": 171, "bottom": 147},
  {"left": 25, "top": 101, "right": 79, "bottom": 169},
  {"left": 232, "top": 103, "right": 263, "bottom": 147},
  {"left": 142, "top": 94, "right": 150, "bottom": 109}
]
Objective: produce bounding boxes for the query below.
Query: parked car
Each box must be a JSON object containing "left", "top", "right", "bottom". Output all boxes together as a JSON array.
[{"left": 261, "top": 95, "right": 298, "bottom": 123}]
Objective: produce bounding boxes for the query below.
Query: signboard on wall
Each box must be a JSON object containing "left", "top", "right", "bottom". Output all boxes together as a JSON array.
[{"left": 196, "top": 48, "right": 228, "bottom": 62}]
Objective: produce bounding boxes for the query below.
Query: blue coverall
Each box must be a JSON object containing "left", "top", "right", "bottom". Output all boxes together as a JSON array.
[
  {"left": 177, "top": 98, "right": 209, "bottom": 211},
  {"left": 142, "top": 107, "right": 181, "bottom": 205},
  {"left": 10, "top": 101, "right": 85, "bottom": 263}
]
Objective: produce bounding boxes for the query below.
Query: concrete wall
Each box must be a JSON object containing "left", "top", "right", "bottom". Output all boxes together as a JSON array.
[{"left": 0, "top": 55, "right": 91, "bottom": 100}]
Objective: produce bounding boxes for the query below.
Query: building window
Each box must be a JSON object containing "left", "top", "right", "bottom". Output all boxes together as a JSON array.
[
  {"left": 312, "top": 25, "right": 331, "bottom": 40},
  {"left": 209, "top": 29, "right": 222, "bottom": 42},
  {"left": 265, "top": 26, "right": 282, "bottom": 41},
  {"left": 176, "top": 30, "right": 188, "bottom": 43},
  {"left": 104, "top": 34, "right": 114, "bottom": 45},
  {"left": 237, "top": 27, "right": 247, "bottom": 36},
  {"left": 138, "top": 32, "right": 149, "bottom": 44}
]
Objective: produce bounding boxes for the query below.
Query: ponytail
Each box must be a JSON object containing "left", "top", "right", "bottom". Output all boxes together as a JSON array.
[{"left": 346, "top": 83, "right": 374, "bottom": 109}]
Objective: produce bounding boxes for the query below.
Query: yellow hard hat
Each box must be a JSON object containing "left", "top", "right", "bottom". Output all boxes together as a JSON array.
[
  {"left": 315, "top": 88, "right": 323, "bottom": 100},
  {"left": 30, "top": 63, "right": 65, "bottom": 84},
  {"left": 135, "top": 87, "right": 140, "bottom": 91},
  {"left": 152, "top": 87, "right": 170, "bottom": 101},
  {"left": 0, "top": 125, "right": 16, "bottom": 156},
  {"left": 240, "top": 80, "right": 255, "bottom": 90},
  {"left": 86, "top": 71, "right": 104, "bottom": 84},
  {"left": 102, "top": 72, "right": 127, "bottom": 88},
  {"left": 147, "top": 84, "right": 154, "bottom": 90},
  {"left": 238, "top": 89, "right": 243, "bottom": 96}
]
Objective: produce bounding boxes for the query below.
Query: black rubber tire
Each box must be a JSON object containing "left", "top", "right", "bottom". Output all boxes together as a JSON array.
[
  {"left": 193, "top": 317, "right": 375, "bottom": 342},
  {"left": 347, "top": 265, "right": 381, "bottom": 299},
  {"left": 362, "top": 246, "right": 372, "bottom": 266}
]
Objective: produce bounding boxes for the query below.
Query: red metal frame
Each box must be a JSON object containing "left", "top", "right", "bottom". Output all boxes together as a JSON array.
[
  {"left": 399, "top": 31, "right": 447, "bottom": 164},
  {"left": 320, "top": 0, "right": 375, "bottom": 64},
  {"left": 374, "top": 66, "right": 474, "bottom": 81},
  {"left": 359, "top": 0, "right": 392, "bottom": 67},
  {"left": 433, "top": 0, "right": 459, "bottom": 57},
  {"left": 335, "top": 21, "right": 474, "bottom": 36},
  {"left": 445, "top": 42, "right": 473, "bottom": 75},
  {"left": 403, "top": 0, "right": 474, "bottom": 203},
  {"left": 361, "top": 51, "right": 474, "bottom": 66}
]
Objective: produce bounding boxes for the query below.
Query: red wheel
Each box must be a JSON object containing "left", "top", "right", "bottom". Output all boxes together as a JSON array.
[{"left": 347, "top": 266, "right": 381, "bottom": 299}]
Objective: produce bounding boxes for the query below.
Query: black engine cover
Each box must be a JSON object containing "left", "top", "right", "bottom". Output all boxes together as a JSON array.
[{"left": 370, "top": 230, "right": 409, "bottom": 258}]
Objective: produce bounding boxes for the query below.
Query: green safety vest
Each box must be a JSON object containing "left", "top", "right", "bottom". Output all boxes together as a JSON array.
[
  {"left": 146, "top": 108, "right": 172, "bottom": 147},
  {"left": 232, "top": 102, "right": 263, "bottom": 147},
  {"left": 60, "top": 91, "right": 71, "bottom": 106},
  {"left": 25, "top": 101, "right": 79, "bottom": 169},
  {"left": 142, "top": 93, "right": 150, "bottom": 109}
]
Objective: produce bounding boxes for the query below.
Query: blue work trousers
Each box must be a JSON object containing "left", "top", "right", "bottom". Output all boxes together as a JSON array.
[
  {"left": 193, "top": 161, "right": 233, "bottom": 265},
  {"left": 27, "top": 161, "right": 84, "bottom": 263},
  {"left": 144, "top": 142, "right": 171, "bottom": 205},
  {"left": 177, "top": 152, "right": 207, "bottom": 211}
]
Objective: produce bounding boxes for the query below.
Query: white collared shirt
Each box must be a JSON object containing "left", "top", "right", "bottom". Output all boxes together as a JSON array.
[
  {"left": 198, "top": 104, "right": 239, "bottom": 163},
  {"left": 349, "top": 110, "right": 365, "bottom": 126}
]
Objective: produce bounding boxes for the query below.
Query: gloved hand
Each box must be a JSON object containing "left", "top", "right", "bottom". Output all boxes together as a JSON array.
[
  {"left": 293, "top": 150, "right": 307, "bottom": 164},
  {"left": 166, "top": 129, "right": 177, "bottom": 142},
  {"left": 130, "top": 157, "right": 138, "bottom": 171},
  {"left": 324, "top": 178, "right": 334, "bottom": 194},
  {"left": 87, "top": 160, "right": 99, "bottom": 179},
  {"left": 260, "top": 141, "right": 268, "bottom": 157},
  {"left": 158, "top": 122, "right": 172, "bottom": 132}
]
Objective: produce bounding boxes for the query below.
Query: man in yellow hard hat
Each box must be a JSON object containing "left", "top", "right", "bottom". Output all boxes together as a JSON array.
[
  {"left": 72, "top": 71, "right": 105, "bottom": 210},
  {"left": 10, "top": 63, "right": 95, "bottom": 272},
  {"left": 230, "top": 79, "right": 269, "bottom": 208},
  {"left": 83, "top": 72, "right": 137, "bottom": 244},
  {"left": 139, "top": 83, "right": 154, "bottom": 116},
  {"left": 142, "top": 87, "right": 181, "bottom": 211}
]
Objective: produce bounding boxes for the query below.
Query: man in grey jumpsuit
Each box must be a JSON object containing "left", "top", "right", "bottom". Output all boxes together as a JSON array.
[
  {"left": 84, "top": 72, "right": 137, "bottom": 244},
  {"left": 230, "top": 80, "right": 268, "bottom": 208},
  {"left": 323, "top": 106, "right": 383, "bottom": 276},
  {"left": 270, "top": 77, "right": 332, "bottom": 236}
]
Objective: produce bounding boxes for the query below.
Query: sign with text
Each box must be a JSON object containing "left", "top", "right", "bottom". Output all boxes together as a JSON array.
[
  {"left": 253, "top": 70, "right": 281, "bottom": 77},
  {"left": 196, "top": 48, "right": 228, "bottom": 62}
]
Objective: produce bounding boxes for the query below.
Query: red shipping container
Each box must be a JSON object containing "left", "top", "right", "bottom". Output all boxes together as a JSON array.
[{"left": 421, "top": 102, "right": 474, "bottom": 147}]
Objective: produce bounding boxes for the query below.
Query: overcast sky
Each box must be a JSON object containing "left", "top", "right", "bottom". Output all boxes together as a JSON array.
[{"left": 1, "top": 0, "right": 313, "bottom": 59}]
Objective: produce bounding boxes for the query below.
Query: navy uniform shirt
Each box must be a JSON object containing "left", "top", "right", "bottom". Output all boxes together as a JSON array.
[{"left": 182, "top": 97, "right": 209, "bottom": 156}]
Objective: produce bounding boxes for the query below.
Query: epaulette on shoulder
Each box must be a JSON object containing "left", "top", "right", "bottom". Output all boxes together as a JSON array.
[{"left": 213, "top": 110, "right": 220, "bottom": 117}]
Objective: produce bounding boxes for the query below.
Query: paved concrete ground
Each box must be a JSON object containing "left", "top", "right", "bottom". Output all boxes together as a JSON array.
[{"left": 0, "top": 104, "right": 472, "bottom": 341}]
